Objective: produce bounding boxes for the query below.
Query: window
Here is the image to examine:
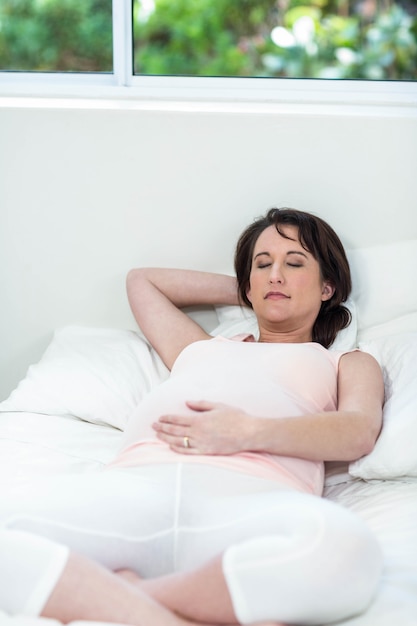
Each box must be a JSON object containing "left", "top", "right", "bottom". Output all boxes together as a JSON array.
[
  {"left": 0, "top": 0, "right": 112, "bottom": 73},
  {"left": 0, "top": 0, "right": 416, "bottom": 104},
  {"left": 132, "top": 0, "right": 417, "bottom": 81}
]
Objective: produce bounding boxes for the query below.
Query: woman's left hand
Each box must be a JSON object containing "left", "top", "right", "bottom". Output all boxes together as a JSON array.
[{"left": 152, "top": 400, "right": 252, "bottom": 455}]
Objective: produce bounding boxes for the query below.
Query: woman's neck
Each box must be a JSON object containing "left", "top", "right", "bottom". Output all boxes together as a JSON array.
[{"left": 257, "top": 326, "right": 313, "bottom": 344}]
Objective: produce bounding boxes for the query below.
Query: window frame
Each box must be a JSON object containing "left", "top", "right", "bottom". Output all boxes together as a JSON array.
[{"left": 0, "top": 0, "right": 416, "bottom": 111}]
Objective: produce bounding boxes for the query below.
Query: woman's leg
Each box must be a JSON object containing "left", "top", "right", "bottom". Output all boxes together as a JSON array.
[
  {"left": 119, "top": 555, "right": 239, "bottom": 625},
  {"left": 0, "top": 528, "right": 69, "bottom": 617},
  {"left": 0, "top": 528, "right": 236, "bottom": 626},
  {"left": 220, "top": 494, "right": 382, "bottom": 625},
  {"left": 1, "top": 466, "right": 178, "bottom": 574},
  {"left": 117, "top": 561, "right": 283, "bottom": 626},
  {"left": 2, "top": 465, "right": 382, "bottom": 625},
  {"left": 42, "top": 550, "right": 224, "bottom": 626},
  {"left": 120, "top": 467, "right": 382, "bottom": 626}
]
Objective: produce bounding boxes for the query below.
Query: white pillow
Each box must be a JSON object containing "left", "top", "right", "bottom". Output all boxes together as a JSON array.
[
  {"left": 348, "top": 239, "right": 417, "bottom": 332},
  {"left": 358, "top": 311, "right": 417, "bottom": 343},
  {"left": 212, "top": 306, "right": 260, "bottom": 340},
  {"left": 213, "top": 298, "right": 358, "bottom": 351},
  {"left": 349, "top": 331, "right": 417, "bottom": 479},
  {"left": 0, "top": 327, "right": 169, "bottom": 430}
]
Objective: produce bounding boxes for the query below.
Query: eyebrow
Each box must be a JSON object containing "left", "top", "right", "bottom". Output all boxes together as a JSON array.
[{"left": 254, "top": 250, "right": 308, "bottom": 260}]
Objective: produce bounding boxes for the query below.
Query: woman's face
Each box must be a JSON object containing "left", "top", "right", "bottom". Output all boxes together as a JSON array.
[{"left": 247, "top": 224, "right": 334, "bottom": 340}]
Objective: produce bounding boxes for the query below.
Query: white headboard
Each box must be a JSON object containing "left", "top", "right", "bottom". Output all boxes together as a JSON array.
[{"left": 1, "top": 100, "right": 416, "bottom": 399}]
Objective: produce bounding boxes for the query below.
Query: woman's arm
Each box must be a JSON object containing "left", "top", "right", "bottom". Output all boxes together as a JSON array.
[
  {"left": 152, "top": 351, "right": 384, "bottom": 463},
  {"left": 127, "top": 268, "right": 240, "bottom": 369}
]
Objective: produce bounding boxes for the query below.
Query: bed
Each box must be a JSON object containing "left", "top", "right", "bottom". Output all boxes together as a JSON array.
[{"left": 1, "top": 235, "right": 417, "bottom": 626}]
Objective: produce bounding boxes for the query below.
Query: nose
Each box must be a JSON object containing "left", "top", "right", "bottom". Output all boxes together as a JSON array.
[{"left": 268, "top": 264, "right": 284, "bottom": 284}]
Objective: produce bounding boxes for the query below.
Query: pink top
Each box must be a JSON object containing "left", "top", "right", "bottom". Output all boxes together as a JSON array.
[{"left": 110, "top": 336, "right": 348, "bottom": 495}]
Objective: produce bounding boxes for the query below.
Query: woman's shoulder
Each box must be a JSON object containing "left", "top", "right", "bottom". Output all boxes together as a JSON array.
[{"left": 337, "top": 348, "right": 383, "bottom": 377}]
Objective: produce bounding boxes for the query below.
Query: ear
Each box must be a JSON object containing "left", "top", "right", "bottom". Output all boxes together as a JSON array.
[
  {"left": 246, "top": 286, "right": 252, "bottom": 304},
  {"left": 321, "top": 282, "right": 335, "bottom": 302}
]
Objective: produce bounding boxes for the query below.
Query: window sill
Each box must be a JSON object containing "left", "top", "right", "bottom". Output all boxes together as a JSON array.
[{"left": 0, "top": 74, "right": 416, "bottom": 117}]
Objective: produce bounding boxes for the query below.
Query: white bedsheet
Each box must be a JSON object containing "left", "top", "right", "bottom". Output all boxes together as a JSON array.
[
  {"left": 324, "top": 480, "right": 417, "bottom": 625},
  {"left": 1, "top": 411, "right": 417, "bottom": 626}
]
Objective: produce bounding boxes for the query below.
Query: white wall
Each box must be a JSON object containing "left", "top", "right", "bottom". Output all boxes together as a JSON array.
[{"left": 1, "top": 100, "right": 416, "bottom": 399}]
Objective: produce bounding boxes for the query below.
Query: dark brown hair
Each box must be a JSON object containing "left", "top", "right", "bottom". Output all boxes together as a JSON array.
[{"left": 234, "top": 207, "right": 352, "bottom": 348}]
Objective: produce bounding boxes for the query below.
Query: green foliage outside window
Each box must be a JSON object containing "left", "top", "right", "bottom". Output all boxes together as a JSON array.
[
  {"left": 0, "top": 0, "right": 416, "bottom": 80},
  {"left": 133, "top": 0, "right": 417, "bottom": 80},
  {"left": 0, "top": 0, "right": 112, "bottom": 72}
]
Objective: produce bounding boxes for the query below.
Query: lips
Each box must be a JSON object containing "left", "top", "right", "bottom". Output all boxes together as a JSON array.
[{"left": 264, "top": 291, "right": 290, "bottom": 300}]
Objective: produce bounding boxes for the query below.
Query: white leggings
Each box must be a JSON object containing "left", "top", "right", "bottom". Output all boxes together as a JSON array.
[
  {"left": 1, "top": 463, "right": 382, "bottom": 624},
  {"left": 0, "top": 528, "right": 68, "bottom": 616}
]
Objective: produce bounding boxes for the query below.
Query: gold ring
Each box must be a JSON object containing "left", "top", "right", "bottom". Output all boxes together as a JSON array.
[{"left": 183, "top": 436, "right": 190, "bottom": 448}]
